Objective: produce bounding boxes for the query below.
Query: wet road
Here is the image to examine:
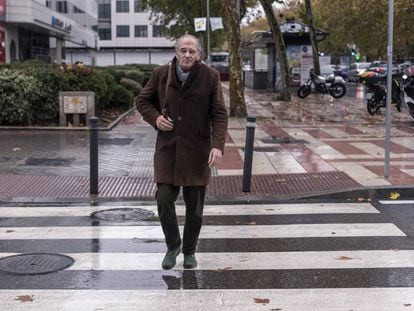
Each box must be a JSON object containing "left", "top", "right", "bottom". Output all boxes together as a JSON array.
[{"left": 0, "top": 199, "right": 414, "bottom": 310}]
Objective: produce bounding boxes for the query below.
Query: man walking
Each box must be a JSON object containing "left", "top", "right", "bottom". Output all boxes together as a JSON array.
[{"left": 135, "top": 34, "right": 228, "bottom": 270}]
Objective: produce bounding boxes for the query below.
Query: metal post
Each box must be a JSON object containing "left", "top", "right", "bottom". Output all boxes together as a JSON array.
[
  {"left": 89, "top": 116, "right": 99, "bottom": 195},
  {"left": 384, "top": 0, "right": 394, "bottom": 178},
  {"left": 206, "top": 0, "right": 211, "bottom": 65},
  {"left": 242, "top": 116, "right": 256, "bottom": 192}
]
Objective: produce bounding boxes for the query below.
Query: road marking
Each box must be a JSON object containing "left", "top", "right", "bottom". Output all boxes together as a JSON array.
[
  {"left": 0, "top": 203, "right": 379, "bottom": 217},
  {"left": 1, "top": 288, "right": 414, "bottom": 311},
  {"left": 0, "top": 223, "right": 405, "bottom": 239}
]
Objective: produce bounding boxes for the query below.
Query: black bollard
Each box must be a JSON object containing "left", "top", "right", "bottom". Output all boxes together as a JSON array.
[
  {"left": 89, "top": 116, "right": 99, "bottom": 195},
  {"left": 242, "top": 116, "right": 256, "bottom": 192}
]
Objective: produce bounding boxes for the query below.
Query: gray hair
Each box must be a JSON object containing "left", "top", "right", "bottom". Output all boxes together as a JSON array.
[{"left": 175, "top": 34, "right": 202, "bottom": 52}]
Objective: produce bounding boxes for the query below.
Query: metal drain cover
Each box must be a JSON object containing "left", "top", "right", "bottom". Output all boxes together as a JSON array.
[
  {"left": 91, "top": 208, "right": 155, "bottom": 222},
  {"left": 0, "top": 253, "right": 74, "bottom": 275}
]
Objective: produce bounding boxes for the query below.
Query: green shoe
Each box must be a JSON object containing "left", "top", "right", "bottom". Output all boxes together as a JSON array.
[
  {"left": 162, "top": 247, "right": 181, "bottom": 270},
  {"left": 183, "top": 254, "right": 197, "bottom": 269}
]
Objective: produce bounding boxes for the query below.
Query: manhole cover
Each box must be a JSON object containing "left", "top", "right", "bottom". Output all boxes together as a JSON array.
[
  {"left": 91, "top": 208, "right": 155, "bottom": 222},
  {"left": 0, "top": 253, "right": 74, "bottom": 275},
  {"left": 261, "top": 137, "right": 308, "bottom": 144},
  {"left": 25, "top": 158, "right": 74, "bottom": 166},
  {"left": 99, "top": 138, "right": 134, "bottom": 145}
]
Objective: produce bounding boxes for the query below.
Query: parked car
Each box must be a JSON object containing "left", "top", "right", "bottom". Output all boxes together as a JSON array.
[
  {"left": 348, "top": 62, "right": 370, "bottom": 82},
  {"left": 333, "top": 64, "right": 350, "bottom": 80},
  {"left": 365, "top": 61, "right": 400, "bottom": 80},
  {"left": 210, "top": 52, "right": 229, "bottom": 81},
  {"left": 320, "top": 64, "right": 335, "bottom": 79}
]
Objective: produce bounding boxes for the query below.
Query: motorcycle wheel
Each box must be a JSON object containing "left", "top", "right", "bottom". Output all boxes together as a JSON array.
[
  {"left": 367, "top": 98, "right": 380, "bottom": 115},
  {"left": 298, "top": 86, "right": 311, "bottom": 99},
  {"left": 329, "top": 83, "right": 346, "bottom": 98}
]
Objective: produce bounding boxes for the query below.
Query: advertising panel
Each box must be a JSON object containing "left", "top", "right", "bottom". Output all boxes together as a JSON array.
[{"left": 0, "top": 23, "right": 5, "bottom": 64}]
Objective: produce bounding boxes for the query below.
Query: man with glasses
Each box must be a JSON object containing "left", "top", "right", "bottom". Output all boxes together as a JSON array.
[{"left": 135, "top": 34, "right": 228, "bottom": 270}]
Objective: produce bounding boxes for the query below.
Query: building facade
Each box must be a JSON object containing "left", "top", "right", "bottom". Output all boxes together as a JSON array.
[
  {"left": 91, "top": 0, "right": 175, "bottom": 66},
  {"left": 1, "top": 0, "right": 97, "bottom": 64}
]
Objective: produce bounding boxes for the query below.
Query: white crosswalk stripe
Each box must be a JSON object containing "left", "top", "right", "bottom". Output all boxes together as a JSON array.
[{"left": 0, "top": 202, "right": 413, "bottom": 310}]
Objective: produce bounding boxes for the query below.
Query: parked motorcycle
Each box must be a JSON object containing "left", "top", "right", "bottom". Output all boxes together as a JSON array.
[
  {"left": 362, "top": 68, "right": 414, "bottom": 118},
  {"left": 361, "top": 71, "right": 401, "bottom": 115},
  {"left": 297, "top": 69, "right": 347, "bottom": 99}
]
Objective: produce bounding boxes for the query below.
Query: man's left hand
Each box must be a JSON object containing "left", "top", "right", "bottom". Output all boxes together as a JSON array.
[{"left": 208, "top": 148, "right": 223, "bottom": 168}]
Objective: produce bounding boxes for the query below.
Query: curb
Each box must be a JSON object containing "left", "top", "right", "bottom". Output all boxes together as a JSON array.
[{"left": 0, "top": 107, "right": 136, "bottom": 132}]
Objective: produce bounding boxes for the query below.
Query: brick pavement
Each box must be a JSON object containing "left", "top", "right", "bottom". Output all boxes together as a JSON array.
[{"left": 1, "top": 82, "right": 414, "bottom": 202}]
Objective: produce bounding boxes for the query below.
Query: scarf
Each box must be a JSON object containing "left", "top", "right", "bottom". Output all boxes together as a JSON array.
[{"left": 175, "top": 62, "right": 190, "bottom": 84}]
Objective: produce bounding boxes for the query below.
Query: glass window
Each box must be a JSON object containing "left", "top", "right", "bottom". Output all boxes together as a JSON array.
[
  {"left": 73, "top": 6, "right": 85, "bottom": 13},
  {"left": 98, "top": 3, "right": 111, "bottom": 19},
  {"left": 116, "top": 0, "right": 129, "bottom": 13},
  {"left": 46, "top": 0, "right": 51, "bottom": 8},
  {"left": 99, "top": 28, "right": 112, "bottom": 40},
  {"left": 152, "top": 25, "right": 165, "bottom": 38},
  {"left": 134, "top": 25, "right": 148, "bottom": 37},
  {"left": 116, "top": 25, "right": 130, "bottom": 37},
  {"left": 134, "top": 0, "right": 145, "bottom": 12},
  {"left": 56, "top": 1, "right": 68, "bottom": 13}
]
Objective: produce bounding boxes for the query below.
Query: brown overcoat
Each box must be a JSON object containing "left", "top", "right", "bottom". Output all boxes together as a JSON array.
[{"left": 135, "top": 58, "right": 228, "bottom": 186}]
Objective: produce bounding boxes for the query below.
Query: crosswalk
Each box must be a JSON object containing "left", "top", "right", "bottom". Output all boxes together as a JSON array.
[{"left": 0, "top": 201, "right": 413, "bottom": 310}]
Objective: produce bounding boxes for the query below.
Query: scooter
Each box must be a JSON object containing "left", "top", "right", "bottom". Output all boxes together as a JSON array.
[
  {"left": 401, "top": 65, "right": 414, "bottom": 118},
  {"left": 297, "top": 69, "right": 347, "bottom": 99}
]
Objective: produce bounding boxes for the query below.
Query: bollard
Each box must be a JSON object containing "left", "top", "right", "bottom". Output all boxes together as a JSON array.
[
  {"left": 242, "top": 116, "right": 256, "bottom": 192},
  {"left": 89, "top": 116, "right": 99, "bottom": 195}
]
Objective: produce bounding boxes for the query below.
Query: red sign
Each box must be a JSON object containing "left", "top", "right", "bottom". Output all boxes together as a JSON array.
[{"left": 0, "top": 0, "right": 5, "bottom": 21}]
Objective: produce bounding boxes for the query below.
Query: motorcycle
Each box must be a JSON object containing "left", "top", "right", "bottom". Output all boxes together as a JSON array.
[
  {"left": 362, "top": 68, "right": 414, "bottom": 118},
  {"left": 361, "top": 71, "right": 401, "bottom": 115},
  {"left": 297, "top": 69, "right": 347, "bottom": 99}
]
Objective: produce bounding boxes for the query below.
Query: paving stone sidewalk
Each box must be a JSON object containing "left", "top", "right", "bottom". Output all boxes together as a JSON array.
[{"left": 1, "top": 83, "right": 414, "bottom": 202}]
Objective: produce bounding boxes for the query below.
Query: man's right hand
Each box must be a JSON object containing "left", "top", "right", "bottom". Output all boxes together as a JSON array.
[{"left": 156, "top": 115, "right": 174, "bottom": 131}]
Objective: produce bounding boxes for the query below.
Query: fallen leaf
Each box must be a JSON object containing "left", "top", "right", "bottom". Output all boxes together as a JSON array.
[
  {"left": 12, "top": 147, "right": 21, "bottom": 152},
  {"left": 217, "top": 267, "right": 232, "bottom": 272},
  {"left": 391, "top": 249, "right": 400, "bottom": 251},
  {"left": 275, "top": 179, "right": 285, "bottom": 182},
  {"left": 6, "top": 230, "right": 15, "bottom": 233},
  {"left": 357, "top": 197, "right": 365, "bottom": 202},
  {"left": 389, "top": 192, "right": 400, "bottom": 200},
  {"left": 331, "top": 232, "right": 336, "bottom": 235},
  {"left": 14, "top": 295, "right": 34, "bottom": 303},
  {"left": 247, "top": 221, "right": 257, "bottom": 225},
  {"left": 337, "top": 256, "right": 353, "bottom": 260},
  {"left": 265, "top": 209, "right": 275, "bottom": 211},
  {"left": 404, "top": 304, "right": 412, "bottom": 307},
  {"left": 253, "top": 298, "right": 270, "bottom": 304}
]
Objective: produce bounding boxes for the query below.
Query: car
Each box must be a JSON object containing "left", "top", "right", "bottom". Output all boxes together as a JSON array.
[
  {"left": 210, "top": 52, "right": 229, "bottom": 81},
  {"left": 348, "top": 62, "right": 371, "bottom": 82},
  {"left": 333, "top": 64, "right": 350, "bottom": 80},
  {"left": 320, "top": 64, "right": 335, "bottom": 79},
  {"left": 366, "top": 61, "right": 400, "bottom": 80}
]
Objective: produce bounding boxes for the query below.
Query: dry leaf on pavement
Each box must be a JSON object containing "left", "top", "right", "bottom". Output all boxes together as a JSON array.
[
  {"left": 14, "top": 295, "right": 34, "bottom": 303},
  {"left": 253, "top": 298, "right": 270, "bottom": 304},
  {"left": 389, "top": 192, "right": 400, "bottom": 200}
]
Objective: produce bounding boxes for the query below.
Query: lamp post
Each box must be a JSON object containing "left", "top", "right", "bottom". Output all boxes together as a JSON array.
[{"left": 206, "top": 0, "right": 210, "bottom": 65}]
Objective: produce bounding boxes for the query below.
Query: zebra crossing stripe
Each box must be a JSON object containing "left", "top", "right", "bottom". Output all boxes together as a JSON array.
[
  {"left": 0, "top": 223, "right": 405, "bottom": 239},
  {"left": 379, "top": 200, "right": 414, "bottom": 205},
  {"left": 0, "top": 288, "right": 413, "bottom": 311},
  {"left": 0, "top": 203, "right": 379, "bottom": 217},
  {"left": 2, "top": 250, "right": 413, "bottom": 270}
]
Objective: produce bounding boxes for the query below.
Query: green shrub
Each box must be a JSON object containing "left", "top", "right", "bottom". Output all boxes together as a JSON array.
[
  {"left": 120, "top": 78, "right": 143, "bottom": 96},
  {"left": 109, "top": 85, "right": 133, "bottom": 109},
  {"left": 124, "top": 70, "right": 144, "bottom": 84},
  {"left": 0, "top": 69, "right": 42, "bottom": 125}
]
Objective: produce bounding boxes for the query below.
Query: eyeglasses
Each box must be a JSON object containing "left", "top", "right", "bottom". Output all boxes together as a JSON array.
[{"left": 177, "top": 48, "right": 199, "bottom": 56}]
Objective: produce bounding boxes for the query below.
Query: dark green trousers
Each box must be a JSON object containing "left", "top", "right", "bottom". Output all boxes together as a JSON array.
[{"left": 156, "top": 183, "right": 206, "bottom": 255}]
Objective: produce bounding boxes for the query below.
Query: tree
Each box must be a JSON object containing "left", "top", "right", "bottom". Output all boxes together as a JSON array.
[
  {"left": 259, "top": 0, "right": 291, "bottom": 100},
  {"left": 304, "top": 0, "right": 320, "bottom": 75},
  {"left": 221, "top": 0, "right": 247, "bottom": 117}
]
